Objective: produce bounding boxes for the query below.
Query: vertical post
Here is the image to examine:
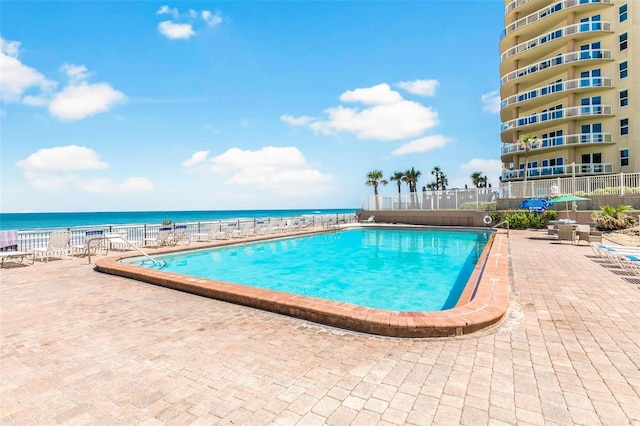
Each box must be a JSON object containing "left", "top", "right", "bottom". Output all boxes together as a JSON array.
[{"left": 620, "top": 172, "right": 625, "bottom": 196}]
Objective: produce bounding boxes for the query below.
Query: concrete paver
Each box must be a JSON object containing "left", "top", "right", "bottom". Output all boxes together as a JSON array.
[{"left": 1, "top": 229, "right": 639, "bottom": 424}]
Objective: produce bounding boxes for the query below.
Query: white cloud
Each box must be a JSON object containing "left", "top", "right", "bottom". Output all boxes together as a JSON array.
[
  {"left": 48, "top": 82, "right": 126, "bottom": 120},
  {"left": 395, "top": 79, "right": 439, "bottom": 97},
  {"left": 182, "top": 150, "right": 210, "bottom": 167},
  {"left": 310, "top": 101, "right": 438, "bottom": 141},
  {"left": 280, "top": 114, "right": 315, "bottom": 126},
  {"left": 339, "top": 83, "right": 403, "bottom": 105},
  {"left": 481, "top": 90, "right": 501, "bottom": 114},
  {"left": 283, "top": 83, "right": 439, "bottom": 141},
  {"left": 0, "top": 38, "right": 125, "bottom": 120},
  {"left": 17, "top": 145, "right": 108, "bottom": 173},
  {"left": 16, "top": 145, "right": 153, "bottom": 193},
  {"left": 0, "top": 36, "right": 56, "bottom": 103},
  {"left": 391, "top": 135, "right": 451, "bottom": 156},
  {"left": 158, "top": 21, "right": 195, "bottom": 39},
  {"left": 61, "top": 63, "right": 90, "bottom": 84},
  {"left": 202, "top": 10, "right": 223, "bottom": 27},
  {"left": 157, "top": 5, "right": 179, "bottom": 18},
  {"left": 183, "top": 146, "right": 332, "bottom": 196}
]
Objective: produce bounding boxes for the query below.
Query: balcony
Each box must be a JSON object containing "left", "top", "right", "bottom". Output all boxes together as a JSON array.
[
  {"left": 501, "top": 162, "right": 614, "bottom": 181},
  {"left": 501, "top": 49, "right": 612, "bottom": 86},
  {"left": 501, "top": 105, "right": 613, "bottom": 135},
  {"left": 501, "top": 77, "right": 613, "bottom": 111},
  {"left": 501, "top": 0, "right": 612, "bottom": 40},
  {"left": 500, "top": 22, "right": 612, "bottom": 63},
  {"left": 504, "top": 0, "right": 552, "bottom": 17},
  {"left": 501, "top": 133, "right": 613, "bottom": 155}
]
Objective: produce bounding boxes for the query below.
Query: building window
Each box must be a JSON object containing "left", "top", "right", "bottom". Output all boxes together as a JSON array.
[
  {"left": 581, "top": 123, "right": 602, "bottom": 142},
  {"left": 620, "top": 90, "right": 628, "bottom": 107},
  {"left": 620, "top": 61, "right": 628, "bottom": 79},
  {"left": 620, "top": 118, "right": 629, "bottom": 135},
  {"left": 620, "top": 33, "right": 628, "bottom": 51},
  {"left": 620, "top": 149, "right": 629, "bottom": 167},
  {"left": 619, "top": 4, "right": 628, "bottom": 22},
  {"left": 581, "top": 153, "right": 602, "bottom": 173}
]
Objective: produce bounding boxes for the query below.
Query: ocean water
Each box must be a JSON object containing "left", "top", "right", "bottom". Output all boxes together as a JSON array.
[{"left": 0, "top": 209, "right": 357, "bottom": 231}]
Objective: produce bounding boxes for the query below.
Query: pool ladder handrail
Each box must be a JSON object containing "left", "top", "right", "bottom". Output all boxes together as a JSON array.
[
  {"left": 87, "top": 237, "right": 161, "bottom": 265},
  {"left": 491, "top": 219, "right": 510, "bottom": 237}
]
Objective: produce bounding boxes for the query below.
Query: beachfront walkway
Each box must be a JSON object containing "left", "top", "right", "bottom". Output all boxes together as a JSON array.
[{"left": 1, "top": 230, "right": 639, "bottom": 425}]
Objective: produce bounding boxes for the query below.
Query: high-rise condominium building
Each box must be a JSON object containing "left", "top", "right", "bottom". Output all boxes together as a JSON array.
[{"left": 499, "top": 0, "right": 637, "bottom": 183}]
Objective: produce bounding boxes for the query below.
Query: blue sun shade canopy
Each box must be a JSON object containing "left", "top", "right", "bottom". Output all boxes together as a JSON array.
[{"left": 519, "top": 198, "right": 555, "bottom": 213}]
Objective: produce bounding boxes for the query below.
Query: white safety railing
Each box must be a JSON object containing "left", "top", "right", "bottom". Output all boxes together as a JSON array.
[
  {"left": 362, "top": 189, "right": 498, "bottom": 211},
  {"left": 498, "top": 172, "right": 640, "bottom": 199},
  {"left": 12, "top": 213, "right": 357, "bottom": 253}
]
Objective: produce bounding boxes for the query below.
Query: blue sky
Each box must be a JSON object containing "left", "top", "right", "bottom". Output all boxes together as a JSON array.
[{"left": 1, "top": 1, "right": 504, "bottom": 213}]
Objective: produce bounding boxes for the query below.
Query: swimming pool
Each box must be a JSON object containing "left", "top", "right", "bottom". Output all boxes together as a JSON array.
[
  {"left": 96, "top": 225, "right": 509, "bottom": 337},
  {"left": 124, "top": 228, "right": 490, "bottom": 312}
]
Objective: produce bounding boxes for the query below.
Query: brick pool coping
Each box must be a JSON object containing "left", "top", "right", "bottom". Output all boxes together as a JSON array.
[{"left": 94, "top": 226, "right": 509, "bottom": 338}]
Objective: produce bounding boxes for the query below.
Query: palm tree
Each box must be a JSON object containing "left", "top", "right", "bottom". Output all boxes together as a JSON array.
[
  {"left": 365, "top": 170, "right": 388, "bottom": 210},
  {"left": 471, "top": 171, "right": 484, "bottom": 188},
  {"left": 519, "top": 134, "right": 537, "bottom": 182},
  {"left": 430, "top": 166, "right": 448, "bottom": 190},
  {"left": 390, "top": 171, "right": 405, "bottom": 208},
  {"left": 404, "top": 167, "right": 421, "bottom": 207}
]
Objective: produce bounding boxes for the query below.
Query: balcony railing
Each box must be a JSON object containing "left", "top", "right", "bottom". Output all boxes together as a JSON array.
[
  {"left": 502, "top": 0, "right": 612, "bottom": 38},
  {"left": 501, "top": 49, "right": 612, "bottom": 85},
  {"left": 501, "top": 133, "right": 613, "bottom": 155},
  {"left": 501, "top": 163, "right": 613, "bottom": 181},
  {"left": 500, "top": 22, "right": 611, "bottom": 62},
  {"left": 501, "top": 105, "right": 612, "bottom": 132},
  {"left": 501, "top": 77, "right": 612, "bottom": 109},
  {"left": 505, "top": 0, "right": 534, "bottom": 15}
]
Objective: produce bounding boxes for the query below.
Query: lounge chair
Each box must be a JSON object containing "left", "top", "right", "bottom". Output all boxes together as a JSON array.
[
  {"left": 233, "top": 222, "right": 253, "bottom": 238},
  {"left": 219, "top": 223, "right": 238, "bottom": 240},
  {"left": 267, "top": 219, "right": 287, "bottom": 234},
  {"left": 0, "top": 230, "right": 34, "bottom": 268},
  {"left": 172, "top": 225, "right": 190, "bottom": 245},
  {"left": 360, "top": 215, "right": 375, "bottom": 223},
  {"left": 144, "top": 227, "right": 173, "bottom": 247},
  {"left": 33, "top": 231, "right": 71, "bottom": 262},
  {"left": 71, "top": 229, "right": 106, "bottom": 257},
  {"left": 253, "top": 221, "right": 267, "bottom": 235},
  {"left": 0, "top": 250, "right": 34, "bottom": 268}
]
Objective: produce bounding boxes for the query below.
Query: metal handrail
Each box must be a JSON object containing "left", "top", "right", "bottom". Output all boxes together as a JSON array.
[
  {"left": 86, "top": 236, "right": 161, "bottom": 265},
  {"left": 491, "top": 220, "right": 510, "bottom": 237}
]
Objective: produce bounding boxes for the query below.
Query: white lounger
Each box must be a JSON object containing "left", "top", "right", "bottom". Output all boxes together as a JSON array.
[{"left": 0, "top": 250, "right": 35, "bottom": 268}]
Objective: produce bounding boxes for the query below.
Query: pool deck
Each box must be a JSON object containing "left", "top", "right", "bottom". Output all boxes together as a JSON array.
[{"left": 1, "top": 229, "right": 639, "bottom": 424}]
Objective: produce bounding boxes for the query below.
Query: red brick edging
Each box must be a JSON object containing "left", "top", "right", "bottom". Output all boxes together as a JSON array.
[{"left": 95, "top": 230, "right": 509, "bottom": 338}]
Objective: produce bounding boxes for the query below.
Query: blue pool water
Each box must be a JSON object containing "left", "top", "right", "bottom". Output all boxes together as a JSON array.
[{"left": 127, "top": 227, "right": 491, "bottom": 312}]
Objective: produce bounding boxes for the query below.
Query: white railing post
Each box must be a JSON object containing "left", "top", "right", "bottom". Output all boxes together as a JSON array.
[{"left": 621, "top": 173, "right": 625, "bottom": 195}]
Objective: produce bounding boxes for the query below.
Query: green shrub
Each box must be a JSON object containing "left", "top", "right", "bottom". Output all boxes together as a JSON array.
[
  {"left": 459, "top": 201, "right": 497, "bottom": 211},
  {"left": 592, "top": 204, "right": 634, "bottom": 230},
  {"left": 502, "top": 210, "right": 546, "bottom": 229}
]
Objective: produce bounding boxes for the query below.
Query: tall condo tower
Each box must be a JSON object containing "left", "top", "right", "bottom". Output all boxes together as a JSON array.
[{"left": 499, "top": 0, "right": 638, "bottom": 183}]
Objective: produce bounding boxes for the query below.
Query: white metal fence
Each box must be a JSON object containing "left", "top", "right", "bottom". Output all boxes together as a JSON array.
[
  {"left": 498, "top": 172, "right": 640, "bottom": 199},
  {"left": 361, "top": 173, "right": 640, "bottom": 211},
  {"left": 362, "top": 189, "right": 498, "bottom": 211},
  {"left": 13, "top": 213, "right": 357, "bottom": 252}
]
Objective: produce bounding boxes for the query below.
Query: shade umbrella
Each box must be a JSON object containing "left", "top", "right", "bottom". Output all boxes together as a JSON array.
[{"left": 550, "top": 195, "right": 590, "bottom": 218}]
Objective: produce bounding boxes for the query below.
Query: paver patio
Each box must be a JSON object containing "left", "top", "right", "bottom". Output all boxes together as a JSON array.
[{"left": 1, "top": 229, "right": 639, "bottom": 425}]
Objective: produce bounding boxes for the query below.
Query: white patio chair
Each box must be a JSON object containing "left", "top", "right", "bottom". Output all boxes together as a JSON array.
[
  {"left": 71, "top": 229, "right": 106, "bottom": 257},
  {"left": 172, "top": 225, "right": 190, "bottom": 245},
  {"left": 33, "top": 231, "right": 71, "bottom": 262},
  {"left": 144, "top": 227, "right": 173, "bottom": 247}
]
